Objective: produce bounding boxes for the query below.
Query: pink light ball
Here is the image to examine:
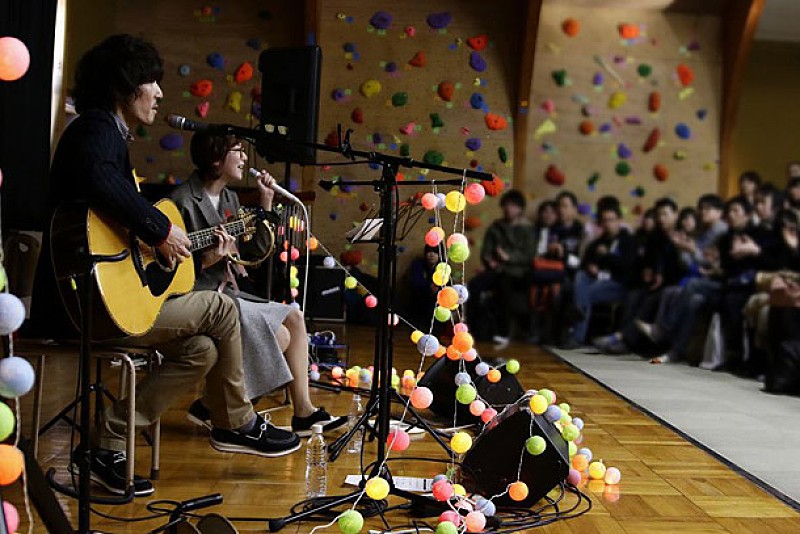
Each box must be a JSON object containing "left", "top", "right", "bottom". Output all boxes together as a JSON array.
[
  {"left": 364, "top": 295, "right": 378, "bottom": 308},
  {"left": 410, "top": 386, "right": 433, "bottom": 409},
  {"left": 446, "top": 233, "right": 468, "bottom": 248},
  {"left": 421, "top": 192, "right": 438, "bottom": 210},
  {"left": 1, "top": 501, "right": 19, "bottom": 533},
  {"left": 432, "top": 479, "right": 454, "bottom": 501},
  {"left": 290, "top": 247, "right": 300, "bottom": 261},
  {"left": 0, "top": 37, "right": 30, "bottom": 81},
  {"left": 566, "top": 468, "right": 582, "bottom": 487},
  {"left": 480, "top": 407, "right": 497, "bottom": 423},
  {"left": 464, "top": 183, "right": 486, "bottom": 205},
  {"left": 425, "top": 227, "right": 445, "bottom": 247},
  {"left": 453, "top": 322, "right": 469, "bottom": 333},
  {"left": 604, "top": 466, "right": 621, "bottom": 485},
  {"left": 332, "top": 366, "right": 343, "bottom": 378},
  {"left": 463, "top": 348, "right": 477, "bottom": 362},
  {"left": 469, "top": 400, "right": 486, "bottom": 416},
  {"left": 438, "top": 510, "right": 461, "bottom": 526},
  {"left": 465, "top": 511, "right": 486, "bottom": 532},
  {"left": 279, "top": 251, "right": 288, "bottom": 262},
  {"left": 387, "top": 429, "right": 410, "bottom": 451}
]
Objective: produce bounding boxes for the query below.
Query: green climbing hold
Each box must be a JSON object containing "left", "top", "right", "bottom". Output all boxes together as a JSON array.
[
  {"left": 498, "top": 147, "right": 508, "bottom": 163},
  {"left": 136, "top": 125, "right": 149, "bottom": 138},
  {"left": 615, "top": 161, "right": 631, "bottom": 177},
  {"left": 588, "top": 172, "right": 600, "bottom": 186},
  {"left": 400, "top": 144, "right": 410, "bottom": 157},
  {"left": 391, "top": 92, "right": 408, "bottom": 107},
  {"left": 430, "top": 113, "right": 444, "bottom": 128},
  {"left": 423, "top": 150, "right": 444, "bottom": 166},
  {"left": 637, "top": 63, "right": 652, "bottom": 77},
  {"left": 552, "top": 69, "right": 568, "bottom": 87}
]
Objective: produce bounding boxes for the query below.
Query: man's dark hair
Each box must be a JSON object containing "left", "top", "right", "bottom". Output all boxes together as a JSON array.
[
  {"left": 537, "top": 200, "right": 557, "bottom": 217},
  {"left": 654, "top": 197, "right": 678, "bottom": 213},
  {"left": 697, "top": 193, "right": 723, "bottom": 211},
  {"left": 73, "top": 34, "right": 164, "bottom": 114},
  {"left": 725, "top": 195, "right": 753, "bottom": 216},
  {"left": 556, "top": 191, "right": 578, "bottom": 207},
  {"left": 500, "top": 189, "right": 526, "bottom": 209},
  {"left": 757, "top": 182, "right": 783, "bottom": 210},
  {"left": 190, "top": 131, "right": 238, "bottom": 180},
  {"left": 739, "top": 171, "right": 762, "bottom": 187},
  {"left": 596, "top": 195, "right": 621, "bottom": 218}
]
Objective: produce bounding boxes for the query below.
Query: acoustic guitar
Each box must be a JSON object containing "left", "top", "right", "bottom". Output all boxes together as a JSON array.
[{"left": 50, "top": 199, "right": 269, "bottom": 340}]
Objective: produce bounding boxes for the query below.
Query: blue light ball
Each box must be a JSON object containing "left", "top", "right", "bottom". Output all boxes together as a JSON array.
[
  {"left": 475, "top": 362, "right": 490, "bottom": 376},
  {"left": 454, "top": 372, "right": 471, "bottom": 386},
  {"left": 572, "top": 417, "right": 584, "bottom": 431},
  {"left": 435, "top": 193, "right": 446, "bottom": 209},
  {"left": 475, "top": 497, "right": 496, "bottom": 517},
  {"left": 0, "top": 294, "right": 26, "bottom": 335},
  {"left": 578, "top": 447, "right": 593, "bottom": 462},
  {"left": 432, "top": 474, "right": 448, "bottom": 484},
  {"left": 417, "top": 335, "right": 439, "bottom": 356},
  {"left": 0, "top": 356, "right": 35, "bottom": 398},
  {"left": 453, "top": 284, "right": 469, "bottom": 304},
  {"left": 544, "top": 405, "right": 562, "bottom": 423},
  {"left": 309, "top": 370, "right": 321, "bottom": 381}
]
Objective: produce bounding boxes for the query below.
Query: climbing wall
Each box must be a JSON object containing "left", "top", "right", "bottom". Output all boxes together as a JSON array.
[
  {"left": 313, "top": 0, "right": 521, "bottom": 278},
  {"left": 526, "top": 3, "right": 722, "bottom": 219},
  {"left": 109, "top": 0, "right": 304, "bottom": 185}
]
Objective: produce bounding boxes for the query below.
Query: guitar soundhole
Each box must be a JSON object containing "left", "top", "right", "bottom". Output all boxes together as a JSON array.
[{"left": 145, "top": 262, "right": 176, "bottom": 297}]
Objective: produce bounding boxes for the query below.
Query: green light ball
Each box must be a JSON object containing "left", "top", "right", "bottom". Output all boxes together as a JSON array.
[
  {"left": 289, "top": 277, "right": 300, "bottom": 288},
  {"left": 0, "top": 403, "right": 14, "bottom": 441},
  {"left": 539, "top": 389, "right": 555, "bottom": 405},
  {"left": 525, "top": 435, "right": 547, "bottom": 455},
  {"left": 436, "top": 521, "right": 459, "bottom": 534},
  {"left": 562, "top": 423, "right": 580, "bottom": 442},
  {"left": 344, "top": 276, "right": 358, "bottom": 289},
  {"left": 568, "top": 440, "right": 577, "bottom": 457},
  {"left": 506, "top": 359, "right": 520, "bottom": 374},
  {"left": 391, "top": 374, "right": 401, "bottom": 388},
  {"left": 448, "top": 243, "right": 470, "bottom": 263},
  {"left": 558, "top": 402, "right": 570, "bottom": 414},
  {"left": 434, "top": 306, "right": 452, "bottom": 322},
  {"left": 455, "top": 384, "right": 477, "bottom": 404},
  {"left": 338, "top": 509, "right": 364, "bottom": 534}
]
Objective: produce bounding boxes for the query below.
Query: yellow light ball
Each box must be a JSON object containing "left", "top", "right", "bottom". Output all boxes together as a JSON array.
[
  {"left": 588, "top": 461, "right": 607, "bottom": 480},
  {"left": 445, "top": 191, "right": 466, "bottom": 213},
  {"left": 529, "top": 394, "right": 548, "bottom": 415},
  {"left": 365, "top": 477, "right": 390, "bottom": 500},
  {"left": 290, "top": 266, "right": 299, "bottom": 277},
  {"left": 411, "top": 330, "right": 424, "bottom": 343},
  {"left": 451, "top": 431, "right": 473, "bottom": 454},
  {"left": 452, "top": 483, "right": 467, "bottom": 497},
  {"left": 344, "top": 276, "right": 358, "bottom": 289}
]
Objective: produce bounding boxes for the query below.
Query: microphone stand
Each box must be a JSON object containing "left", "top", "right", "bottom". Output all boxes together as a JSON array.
[{"left": 246, "top": 127, "right": 493, "bottom": 531}]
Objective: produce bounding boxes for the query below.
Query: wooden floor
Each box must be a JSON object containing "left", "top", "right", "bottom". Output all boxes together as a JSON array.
[{"left": 7, "top": 324, "right": 800, "bottom": 533}]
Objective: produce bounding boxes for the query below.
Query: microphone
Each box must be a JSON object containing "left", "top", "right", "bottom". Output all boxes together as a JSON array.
[
  {"left": 249, "top": 168, "right": 302, "bottom": 205},
  {"left": 179, "top": 493, "right": 223, "bottom": 513},
  {"left": 167, "top": 114, "right": 257, "bottom": 139}
]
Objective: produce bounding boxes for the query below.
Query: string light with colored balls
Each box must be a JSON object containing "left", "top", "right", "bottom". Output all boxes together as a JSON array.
[
  {"left": 508, "top": 481, "right": 529, "bottom": 502},
  {"left": 410, "top": 386, "right": 433, "bottom": 409},
  {"left": 455, "top": 383, "right": 477, "bottom": 404},
  {"left": 588, "top": 460, "right": 607, "bottom": 480},
  {"left": 439, "top": 510, "right": 461, "bottom": 527},
  {"left": 0, "top": 444, "right": 24, "bottom": 486},
  {"left": 337, "top": 509, "right": 364, "bottom": 534},
  {"left": 387, "top": 429, "right": 410, "bottom": 452},
  {"left": 425, "top": 226, "right": 446, "bottom": 247},
  {"left": 0, "top": 36, "right": 31, "bottom": 81},
  {"left": 525, "top": 435, "right": 547, "bottom": 455},
  {"left": 486, "top": 368, "right": 501, "bottom": 383},
  {"left": 432, "top": 479, "right": 455, "bottom": 501},
  {"left": 505, "top": 359, "right": 520, "bottom": 374},
  {"left": 469, "top": 400, "right": 486, "bottom": 417},
  {"left": 445, "top": 190, "right": 466, "bottom": 213},
  {"left": 529, "top": 394, "right": 548, "bottom": 415},
  {"left": 436, "top": 521, "right": 458, "bottom": 534},
  {"left": 464, "top": 511, "right": 486, "bottom": 533},
  {"left": 0, "top": 402, "right": 15, "bottom": 442}
]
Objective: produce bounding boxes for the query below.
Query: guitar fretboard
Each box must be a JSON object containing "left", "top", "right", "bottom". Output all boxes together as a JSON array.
[{"left": 189, "top": 218, "right": 249, "bottom": 252}]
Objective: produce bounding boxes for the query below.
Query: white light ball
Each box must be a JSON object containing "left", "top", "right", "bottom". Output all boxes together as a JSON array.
[
  {"left": 0, "top": 356, "right": 35, "bottom": 398},
  {"left": 0, "top": 293, "right": 25, "bottom": 335},
  {"left": 323, "top": 256, "right": 336, "bottom": 268}
]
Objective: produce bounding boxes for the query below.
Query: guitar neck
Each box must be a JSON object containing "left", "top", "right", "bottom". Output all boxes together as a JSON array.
[{"left": 188, "top": 219, "right": 249, "bottom": 252}]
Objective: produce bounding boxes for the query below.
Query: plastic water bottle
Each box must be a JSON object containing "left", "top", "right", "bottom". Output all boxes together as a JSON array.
[
  {"left": 347, "top": 394, "right": 365, "bottom": 454},
  {"left": 305, "top": 424, "right": 327, "bottom": 498}
]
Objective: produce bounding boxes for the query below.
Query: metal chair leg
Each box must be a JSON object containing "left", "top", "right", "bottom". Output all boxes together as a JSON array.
[
  {"left": 32, "top": 354, "right": 45, "bottom": 460},
  {"left": 150, "top": 419, "right": 161, "bottom": 480},
  {"left": 116, "top": 353, "right": 136, "bottom": 490}
]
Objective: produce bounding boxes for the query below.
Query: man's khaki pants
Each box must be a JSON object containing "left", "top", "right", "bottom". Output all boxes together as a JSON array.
[{"left": 99, "top": 291, "right": 254, "bottom": 451}]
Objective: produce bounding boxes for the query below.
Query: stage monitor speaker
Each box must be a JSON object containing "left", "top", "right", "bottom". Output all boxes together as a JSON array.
[
  {"left": 258, "top": 46, "right": 321, "bottom": 165},
  {"left": 418, "top": 357, "right": 524, "bottom": 424},
  {"left": 463, "top": 398, "right": 569, "bottom": 508},
  {"left": 304, "top": 256, "right": 346, "bottom": 322}
]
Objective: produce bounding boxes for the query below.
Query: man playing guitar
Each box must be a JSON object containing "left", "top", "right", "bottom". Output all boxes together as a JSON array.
[{"left": 45, "top": 34, "right": 300, "bottom": 497}]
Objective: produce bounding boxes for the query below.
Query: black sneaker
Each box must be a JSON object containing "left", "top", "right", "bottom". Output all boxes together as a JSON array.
[
  {"left": 71, "top": 448, "right": 155, "bottom": 497},
  {"left": 187, "top": 399, "right": 212, "bottom": 431},
  {"left": 210, "top": 414, "right": 301, "bottom": 457},
  {"left": 291, "top": 408, "right": 347, "bottom": 437}
]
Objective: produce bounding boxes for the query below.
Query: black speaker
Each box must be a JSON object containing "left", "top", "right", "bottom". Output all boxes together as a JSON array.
[
  {"left": 418, "top": 357, "right": 525, "bottom": 424},
  {"left": 463, "top": 399, "right": 569, "bottom": 508},
  {"left": 304, "top": 256, "right": 346, "bottom": 321},
  {"left": 257, "top": 46, "right": 321, "bottom": 165}
]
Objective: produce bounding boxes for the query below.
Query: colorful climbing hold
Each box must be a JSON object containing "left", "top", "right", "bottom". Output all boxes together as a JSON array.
[
  {"left": 617, "top": 143, "right": 632, "bottom": 159},
  {"left": 196, "top": 101, "right": 210, "bottom": 118},
  {"left": 616, "top": 161, "right": 632, "bottom": 177},
  {"left": 465, "top": 138, "right": 481, "bottom": 151},
  {"left": 178, "top": 64, "right": 191, "bottom": 76},
  {"left": 426, "top": 12, "right": 452, "bottom": 29},
  {"left": 637, "top": 63, "right": 652, "bottom": 77},
  {"left": 424, "top": 150, "right": 444, "bottom": 165},
  {"left": 469, "top": 93, "right": 484, "bottom": 110},
  {"left": 159, "top": 133, "right": 183, "bottom": 151},
  {"left": 545, "top": 165, "right": 566, "bottom": 186},
  {"left": 579, "top": 120, "right": 595, "bottom": 135},
  {"left": 361, "top": 79, "right": 382, "bottom": 97},
  {"left": 369, "top": 11, "right": 393, "bottom": 30},
  {"left": 674, "top": 150, "right": 687, "bottom": 160},
  {"left": 391, "top": 92, "right": 408, "bottom": 107},
  {"left": 484, "top": 113, "right": 507, "bottom": 131},
  {"left": 653, "top": 164, "right": 669, "bottom": 181},
  {"left": 467, "top": 34, "right": 488, "bottom": 51},
  {"left": 643, "top": 128, "right": 660, "bottom": 153},
  {"left": 226, "top": 91, "right": 242, "bottom": 113},
  {"left": 649, "top": 91, "right": 661, "bottom": 112},
  {"left": 618, "top": 23, "right": 640, "bottom": 39},
  {"left": 438, "top": 81, "right": 455, "bottom": 101},
  {"left": 562, "top": 18, "right": 580, "bottom": 37},
  {"left": 190, "top": 79, "right": 213, "bottom": 98},
  {"left": 675, "top": 123, "right": 691, "bottom": 140},
  {"left": 430, "top": 113, "right": 444, "bottom": 128},
  {"left": 608, "top": 91, "right": 627, "bottom": 109},
  {"left": 469, "top": 51, "right": 487, "bottom": 72},
  {"left": 676, "top": 64, "right": 694, "bottom": 86},
  {"left": 234, "top": 62, "right": 253, "bottom": 84},
  {"left": 535, "top": 118, "right": 557, "bottom": 139},
  {"left": 409, "top": 51, "right": 427, "bottom": 68},
  {"left": 206, "top": 52, "right": 224, "bottom": 70},
  {"left": 552, "top": 70, "right": 568, "bottom": 87},
  {"left": 352, "top": 108, "right": 364, "bottom": 123},
  {"left": 498, "top": 147, "right": 508, "bottom": 163}
]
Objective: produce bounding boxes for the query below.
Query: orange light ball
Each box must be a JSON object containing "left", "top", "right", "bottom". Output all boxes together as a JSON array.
[
  {"left": 446, "top": 345, "right": 462, "bottom": 361},
  {"left": 0, "top": 444, "right": 24, "bottom": 485},
  {"left": 452, "top": 332, "right": 474, "bottom": 353},
  {"left": 486, "top": 369, "right": 501, "bottom": 383},
  {"left": 437, "top": 287, "right": 459, "bottom": 308},
  {"left": 508, "top": 481, "right": 528, "bottom": 502},
  {"left": 410, "top": 386, "right": 433, "bottom": 409},
  {"left": 0, "top": 37, "right": 31, "bottom": 82},
  {"left": 425, "top": 227, "right": 445, "bottom": 247},
  {"left": 434, "top": 346, "right": 447, "bottom": 358},
  {"left": 572, "top": 453, "right": 589, "bottom": 471},
  {"left": 307, "top": 236, "right": 319, "bottom": 250}
]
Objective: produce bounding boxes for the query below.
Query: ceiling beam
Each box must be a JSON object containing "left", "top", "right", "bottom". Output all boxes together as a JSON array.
[
  {"left": 513, "top": 0, "right": 543, "bottom": 194},
  {"left": 719, "top": 0, "right": 765, "bottom": 197}
]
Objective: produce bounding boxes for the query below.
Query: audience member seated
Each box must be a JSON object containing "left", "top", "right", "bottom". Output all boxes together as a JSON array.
[
  {"left": 570, "top": 196, "right": 635, "bottom": 345},
  {"left": 755, "top": 182, "right": 782, "bottom": 231},
  {"left": 738, "top": 171, "right": 762, "bottom": 215},
  {"left": 529, "top": 200, "right": 562, "bottom": 343},
  {"left": 593, "top": 197, "right": 683, "bottom": 355},
  {"left": 468, "top": 189, "right": 536, "bottom": 347}
]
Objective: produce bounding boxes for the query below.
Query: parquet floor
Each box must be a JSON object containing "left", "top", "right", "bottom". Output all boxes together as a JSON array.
[{"left": 6, "top": 324, "right": 800, "bottom": 533}]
